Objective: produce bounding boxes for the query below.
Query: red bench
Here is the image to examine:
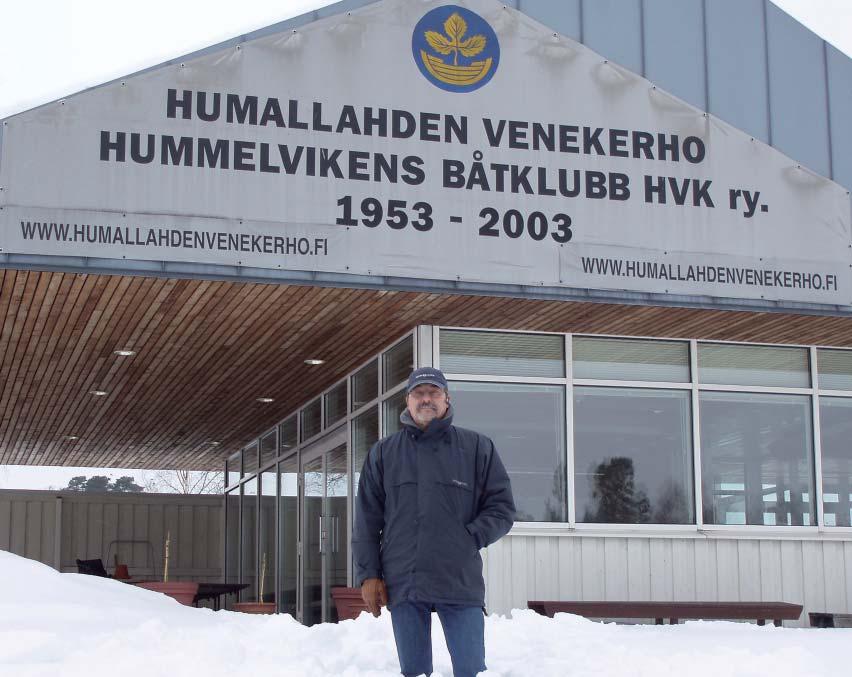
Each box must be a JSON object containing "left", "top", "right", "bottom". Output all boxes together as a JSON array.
[{"left": 528, "top": 600, "right": 802, "bottom": 627}]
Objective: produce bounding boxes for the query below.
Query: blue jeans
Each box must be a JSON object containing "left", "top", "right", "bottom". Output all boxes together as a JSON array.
[{"left": 389, "top": 601, "right": 486, "bottom": 677}]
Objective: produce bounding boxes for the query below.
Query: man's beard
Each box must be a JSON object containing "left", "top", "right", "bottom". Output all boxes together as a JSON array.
[{"left": 414, "top": 405, "right": 438, "bottom": 423}]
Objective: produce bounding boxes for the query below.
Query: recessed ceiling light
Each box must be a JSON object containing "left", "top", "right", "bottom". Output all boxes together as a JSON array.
[
  {"left": 210, "top": 441, "right": 221, "bottom": 446},
  {"left": 304, "top": 359, "right": 325, "bottom": 365},
  {"left": 257, "top": 397, "right": 274, "bottom": 403},
  {"left": 64, "top": 435, "right": 79, "bottom": 441},
  {"left": 89, "top": 390, "right": 108, "bottom": 396},
  {"left": 114, "top": 349, "right": 136, "bottom": 356}
]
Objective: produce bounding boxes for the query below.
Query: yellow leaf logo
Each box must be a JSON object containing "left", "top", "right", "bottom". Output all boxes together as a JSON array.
[
  {"left": 413, "top": 6, "right": 499, "bottom": 92},
  {"left": 426, "top": 12, "right": 487, "bottom": 66}
]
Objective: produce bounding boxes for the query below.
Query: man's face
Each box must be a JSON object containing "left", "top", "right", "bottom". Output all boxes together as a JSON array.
[{"left": 406, "top": 384, "right": 449, "bottom": 429}]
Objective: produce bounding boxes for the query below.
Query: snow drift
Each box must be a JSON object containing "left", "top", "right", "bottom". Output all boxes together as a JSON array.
[{"left": 0, "top": 550, "right": 847, "bottom": 676}]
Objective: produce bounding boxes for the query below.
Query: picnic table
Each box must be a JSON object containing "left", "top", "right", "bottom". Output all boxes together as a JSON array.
[
  {"left": 528, "top": 600, "right": 803, "bottom": 627},
  {"left": 194, "top": 582, "right": 249, "bottom": 610}
]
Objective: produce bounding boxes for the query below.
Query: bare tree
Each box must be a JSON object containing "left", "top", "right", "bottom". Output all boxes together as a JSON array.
[{"left": 141, "top": 469, "right": 224, "bottom": 494}]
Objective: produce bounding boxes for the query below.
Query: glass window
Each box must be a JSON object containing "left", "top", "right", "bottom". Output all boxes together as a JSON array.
[
  {"left": 351, "top": 360, "right": 379, "bottom": 411},
  {"left": 699, "top": 392, "right": 815, "bottom": 526},
  {"left": 260, "top": 430, "right": 277, "bottom": 469},
  {"left": 819, "top": 397, "right": 852, "bottom": 527},
  {"left": 242, "top": 442, "right": 259, "bottom": 476},
  {"left": 573, "top": 337, "right": 689, "bottom": 382},
  {"left": 278, "top": 455, "right": 298, "bottom": 617},
  {"left": 817, "top": 349, "right": 852, "bottom": 391},
  {"left": 574, "top": 387, "right": 694, "bottom": 524},
  {"left": 226, "top": 452, "right": 241, "bottom": 488},
  {"left": 383, "top": 335, "right": 413, "bottom": 392},
  {"left": 441, "top": 330, "right": 564, "bottom": 378},
  {"left": 451, "top": 382, "right": 566, "bottom": 522},
  {"left": 258, "top": 469, "right": 276, "bottom": 604},
  {"left": 301, "top": 398, "right": 322, "bottom": 441},
  {"left": 353, "top": 406, "right": 379, "bottom": 475},
  {"left": 352, "top": 406, "right": 379, "bottom": 498},
  {"left": 324, "top": 382, "right": 347, "bottom": 427},
  {"left": 241, "top": 479, "right": 258, "bottom": 601},
  {"left": 225, "top": 490, "right": 240, "bottom": 587},
  {"left": 698, "top": 343, "right": 810, "bottom": 388},
  {"left": 383, "top": 389, "right": 407, "bottom": 436},
  {"left": 279, "top": 416, "right": 297, "bottom": 453}
]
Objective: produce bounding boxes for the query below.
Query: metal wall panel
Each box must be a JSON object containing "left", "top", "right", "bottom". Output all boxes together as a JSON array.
[
  {"left": 604, "top": 538, "right": 629, "bottom": 598},
  {"left": 582, "top": 0, "right": 643, "bottom": 74},
  {"left": 484, "top": 532, "right": 852, "bottom": 627},
  {"left": 765, "top": 2, "right": 831, "bottom": 177},
  {"left": 827, "top": 45, "right": 852, "bottom": 192},
  {"left": 758, "top": 540, "right": 783, "bottom": 600},
  {"left": 0, "top": 490, "right": 221, "bottom": 585},
  {"left": 643, "top": 0, "right": 706, "bottom": 110},
  {"left": 671, "top": 539, "right": 696, "bottom": 600},
  {"left": 779, "top": 540, "right": 805, "bottom": 606},
  {"left": 801, "top": 541, "right": 827, "bottom": 614},
  {"left": 0, "top": 495, "right": 55, "bottom": 563},
  {"left": 845, "top": 542, "right": 852, "bottom": 611},
  {"left": 737, "top": 540, "right": 761, "bottom": 599},
  {"left": 821, "top": 541, "right": 847, "bottom": 611},
  {"left": 627, "top": 538, "right": 651, "bottom": 599},
  {"left": 649, "top": 539, "right": 673, "bottom": 600},
  {"left": 692, "top": 539, "right": 717, "bottom": 599},
  {"left": 0, "top": 499, "right": 10, "bottom": 551},
  {"left": 705, "top": 0, "right": 770, "bottom": 143},
  {"left": 519, "top": 0, "right": 582, "bottom": 41}
]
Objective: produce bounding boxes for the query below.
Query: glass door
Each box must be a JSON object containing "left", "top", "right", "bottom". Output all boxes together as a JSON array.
[
  {"left": 278, "top": 454, "right": 298, "bottom": 617},
  {"left": 299, "top": 429, "right": 348, "bottom": 625},
  {"left": 325, "top": 444, "right": 349, "bottom": 622},
  {"left": 301, "top": 454, "right": 324, "bottom": 625}
]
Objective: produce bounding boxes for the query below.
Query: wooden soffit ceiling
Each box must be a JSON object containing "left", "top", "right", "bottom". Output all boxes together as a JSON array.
[{"left": 3, "top": 268, "right": 852, "bottom": 470}]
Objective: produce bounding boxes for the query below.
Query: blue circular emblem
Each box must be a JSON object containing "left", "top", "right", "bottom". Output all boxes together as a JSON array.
[{"left": 412, "top": 5, "right": 500, "bottom": 93}]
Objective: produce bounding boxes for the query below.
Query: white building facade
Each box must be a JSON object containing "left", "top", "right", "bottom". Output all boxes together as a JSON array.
[{"left": 2, "top": 0, "right": 852, "bottom": 626}]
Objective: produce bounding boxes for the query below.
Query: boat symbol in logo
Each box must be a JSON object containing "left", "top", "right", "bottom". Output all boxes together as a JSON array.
[{"left": 412, "top": 5, "right": 500, "bottom": 93}]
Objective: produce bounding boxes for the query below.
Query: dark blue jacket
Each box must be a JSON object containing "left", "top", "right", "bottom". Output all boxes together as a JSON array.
[{"left": 352, "top": 404, "right": 515, "bottom": 608}]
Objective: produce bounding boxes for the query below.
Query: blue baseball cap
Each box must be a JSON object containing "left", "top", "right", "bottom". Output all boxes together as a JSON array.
[{"left": 406, "top": 367, "right": 448, "bottom": 393}]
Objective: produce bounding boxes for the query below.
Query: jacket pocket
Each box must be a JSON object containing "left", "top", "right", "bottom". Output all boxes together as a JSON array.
[
  {"left": 387, "top": 477, "right": 418, "bottom": 524},
  {"left": 434, "top": 480, "right": 476, "bottom": 549}
]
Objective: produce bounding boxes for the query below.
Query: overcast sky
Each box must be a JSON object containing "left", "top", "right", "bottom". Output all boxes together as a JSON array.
[
  {"left": 1, "top": 0, "right": 850, "bottom": 488},
  {"left": 1, "top": 0, "right": 851, "bottom": 120}
]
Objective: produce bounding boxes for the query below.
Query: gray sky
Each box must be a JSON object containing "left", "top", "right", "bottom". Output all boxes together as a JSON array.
[
  {"left": 0, "top": 0, "right": 850, "bottom": 489},
  {"left": 1, "top": 0, "right": 851, "bottom": 120}
]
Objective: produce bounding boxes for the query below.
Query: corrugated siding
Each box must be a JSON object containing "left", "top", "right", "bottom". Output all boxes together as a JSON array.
[
  {"left": 643, "top": 0, "right": 706, "bottom": 111},
  {"left": 765, "top": 2, "right": 831, "bottom": 177},
  {"left": 519, "top": 0, "right": 582, "bottom": 41},
  {"left": 826, "top": 44, "right": 852, "bottom": 193},
  {"left": 483, "top": 533, "right": 852, "bottom": 627},
  {"left": 704, "top": 0, "right": 771, "bottom": 143},
  {"left": 0, "top": 490, "right": 221, "bottom": 584},
  {"left": 518, "top": 0, "right": 852, "bottom": 193},
  {"left": 0, "top": 492, "right": 56, "bottom": 564},
  {"left": 583, "top": 0, "right": 644, "bottom": 75}
]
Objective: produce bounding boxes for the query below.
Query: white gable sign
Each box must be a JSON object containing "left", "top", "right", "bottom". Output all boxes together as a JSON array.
[{"left": 1, "top": 0, "right": 850, "bottom": 305}]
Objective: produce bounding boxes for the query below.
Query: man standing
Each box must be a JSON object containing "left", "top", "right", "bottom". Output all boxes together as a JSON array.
[{"left": 353, "top": 367, "right": 516, "bottom": 677}]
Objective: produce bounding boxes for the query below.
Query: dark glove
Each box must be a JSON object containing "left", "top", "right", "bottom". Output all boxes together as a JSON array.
[{"left": 361, "top": 578, "right": 387, "bottom": 617}]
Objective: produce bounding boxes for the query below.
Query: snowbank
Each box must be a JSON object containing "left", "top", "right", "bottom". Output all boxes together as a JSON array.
[{"left": 0, "top": 551, "right": 847, "bottom": 676}]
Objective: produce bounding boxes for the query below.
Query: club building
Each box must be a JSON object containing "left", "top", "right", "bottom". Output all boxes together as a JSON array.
[{"left": 1, "top": 0, "right": 852, "bottom": 627}]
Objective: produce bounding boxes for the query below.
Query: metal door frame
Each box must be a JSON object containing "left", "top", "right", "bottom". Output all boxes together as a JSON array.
[{"left": 297, "top": 426, "right": 347, "bottom": 624}]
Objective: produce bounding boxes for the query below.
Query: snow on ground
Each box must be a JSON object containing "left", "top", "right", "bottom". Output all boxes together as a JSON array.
[{"left": 0, "top": 551, "right": 847, "bottom": 677}]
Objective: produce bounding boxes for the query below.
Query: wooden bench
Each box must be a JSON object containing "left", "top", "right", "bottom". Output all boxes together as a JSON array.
[{"left": 528, "top": 601, "right": 802, "bottom": 627}]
